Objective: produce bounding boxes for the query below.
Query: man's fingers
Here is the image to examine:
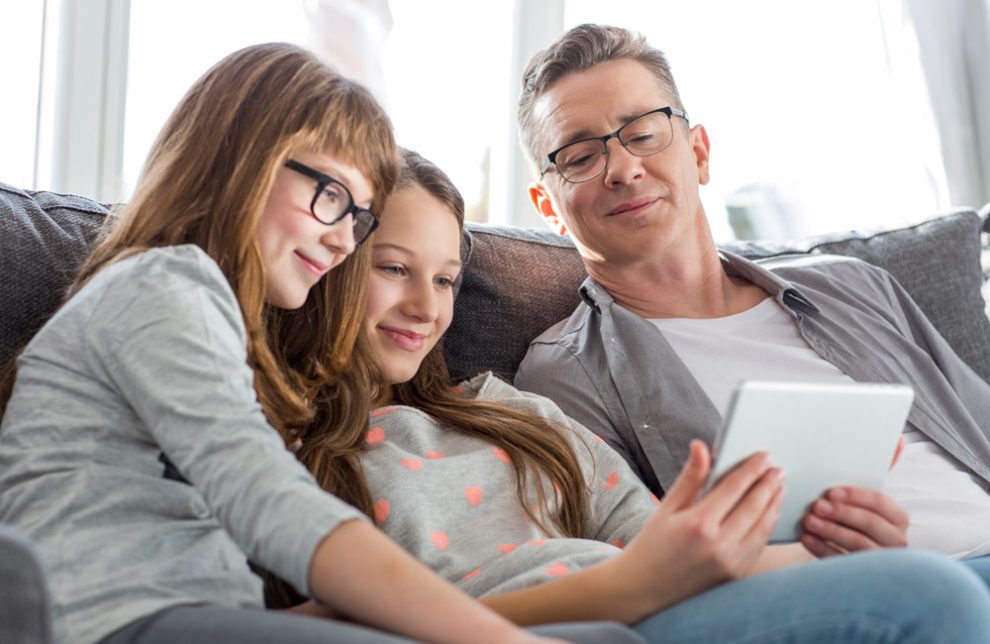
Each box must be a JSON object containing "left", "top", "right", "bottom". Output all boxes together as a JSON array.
[
  {"left": 808, "top": 499, "right": 907, "bottom": 549},
  {"left": 800, "top": 532, "right": 847, "bottom": 558},
  {"left": 825, "top": 487, "right": 909, "bottom": 532},
  {"left": 662, "top": 440, "right": 712, "bottom": 511}
]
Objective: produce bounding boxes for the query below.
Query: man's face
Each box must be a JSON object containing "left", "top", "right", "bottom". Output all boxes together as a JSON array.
[{"left": 529, "top": 58, "right": 710, "bottom": 267}]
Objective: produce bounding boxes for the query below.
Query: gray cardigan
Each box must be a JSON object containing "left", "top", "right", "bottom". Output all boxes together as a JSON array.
[{"left": 0, "top": 245, "right": 363, "bottom": 644}]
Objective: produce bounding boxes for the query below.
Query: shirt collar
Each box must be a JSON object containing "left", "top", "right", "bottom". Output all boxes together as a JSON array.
[{"left": 578, "top": 249, "right": 820, "bottom": 316}]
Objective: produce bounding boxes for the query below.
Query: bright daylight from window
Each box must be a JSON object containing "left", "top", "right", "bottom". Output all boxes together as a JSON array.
[{"left": 0, "top": 0, "right": 959, "bottom": 241}]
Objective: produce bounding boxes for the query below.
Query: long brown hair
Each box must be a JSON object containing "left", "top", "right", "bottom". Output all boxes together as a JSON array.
[
  {"left": 308, "top": 149, "right": 591, "bottom": 538},
  {"left": 2, "top": 43, "right": 398, "bottom": 448}
]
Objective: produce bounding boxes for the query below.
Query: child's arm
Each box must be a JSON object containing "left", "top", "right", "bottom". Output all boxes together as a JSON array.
[
  {"left": 479, "top": 441, "right": 783, "bottom": 625},
  {"left": 308, "top": 520, "right": 559, "bottom": 643}
]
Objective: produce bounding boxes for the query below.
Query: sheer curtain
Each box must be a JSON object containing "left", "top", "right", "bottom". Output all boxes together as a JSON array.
[{"left": 898, "top": 0, "right": 990, "bottom": 210}]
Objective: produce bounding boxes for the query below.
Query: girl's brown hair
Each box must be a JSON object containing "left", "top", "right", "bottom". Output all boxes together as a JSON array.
[
  {"left": 3, "top": 43, "right": 398, "bottom": 455},
  {"left": 303, "top": 149, "right": 591, "bottom": 539}
]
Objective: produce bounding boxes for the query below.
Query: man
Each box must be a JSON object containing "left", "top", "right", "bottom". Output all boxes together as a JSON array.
[{"left": 514, "top": 23, "right": 990, "bottom": 569}]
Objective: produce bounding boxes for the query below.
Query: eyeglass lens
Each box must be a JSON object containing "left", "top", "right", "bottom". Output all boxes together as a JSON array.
[
  {"left": 555, "top": 111, "right": 674, "bottom": 182},
  {"left": 312, "top": 184, "right": 377, "bottom": 243}
]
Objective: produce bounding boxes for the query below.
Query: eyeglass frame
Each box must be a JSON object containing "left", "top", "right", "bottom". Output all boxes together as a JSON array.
[
  {"left": 539, "top": 106, "right": 690, "bottom": 183},
  {"left": 283, "top": 159, "right": 380, "bottom": 243}
]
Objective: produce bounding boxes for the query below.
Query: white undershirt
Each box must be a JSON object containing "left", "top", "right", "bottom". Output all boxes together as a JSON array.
[{"left": 651, "top": 297, "right": 990, "bottom": 559}]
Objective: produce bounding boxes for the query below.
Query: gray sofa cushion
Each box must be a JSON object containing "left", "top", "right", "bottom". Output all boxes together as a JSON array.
[
  {"left": 0, "top": 182, "right": 107, "bottom": 367},
  {"left": 2, "top": 183, "right": 988, "bottom": 390},
  {"left": 445, "top": 210, "right": 990, "bottom": 383},
  {"left": 0, "top": 523, "right": 52, "bottom": 644}
]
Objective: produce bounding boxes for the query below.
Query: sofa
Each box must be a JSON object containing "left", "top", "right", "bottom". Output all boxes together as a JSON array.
[{"left": 3, "top": 179, "right": 990, "bottom": 641}]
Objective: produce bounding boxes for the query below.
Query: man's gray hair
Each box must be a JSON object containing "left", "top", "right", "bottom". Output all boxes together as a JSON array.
[{"left": 517, "top": 23, "right": 686, "bottom": 172}]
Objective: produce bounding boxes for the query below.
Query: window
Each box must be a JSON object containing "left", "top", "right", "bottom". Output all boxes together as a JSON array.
[
  {"left": 564, "top": 0, "right": 950, "bottom": 239},
  {"left": 0, "top": 2, "right": 45, "bottom": 189},
  {"left": 381, "top": 1, "right": 513, "bottom": 223},
  {"left": 5, "top": 1, "right": 957, "bottom": 240},
  {"left": 123, "top": 0, "right": 513, "bottom": 225},
  {"left": 123, "top": 1, "right": 310, "bottom": 198}
]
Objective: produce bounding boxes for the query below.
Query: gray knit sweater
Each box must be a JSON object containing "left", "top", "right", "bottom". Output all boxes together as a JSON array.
[
  {"left": 362, "top": 374, "right": 658, "bottom": 598},
  {"left": 0, "top": 245, "right": 364, "bottom": 644}
]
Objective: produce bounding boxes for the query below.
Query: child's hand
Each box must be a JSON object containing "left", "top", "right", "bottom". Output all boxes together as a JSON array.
[{"left": 616, "top": 440, "right": 785, "bottom": 613}]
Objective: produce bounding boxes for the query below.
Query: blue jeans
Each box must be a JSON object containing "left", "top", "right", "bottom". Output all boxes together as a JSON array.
[
  {"left": 962, "top": 554, "right": 990, "bottom": 587},
  {"left": 634, "top": 549, "right": 990, "bottom": 644}
]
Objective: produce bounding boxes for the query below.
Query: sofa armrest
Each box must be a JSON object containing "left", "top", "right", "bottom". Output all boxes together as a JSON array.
[{"left": 0, "top": 523, "right": 52, "bottom": 644}]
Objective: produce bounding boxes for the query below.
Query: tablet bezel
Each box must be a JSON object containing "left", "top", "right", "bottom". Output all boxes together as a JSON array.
[{"left": 704, "top": 380, "right": 914, "bottom": 543}]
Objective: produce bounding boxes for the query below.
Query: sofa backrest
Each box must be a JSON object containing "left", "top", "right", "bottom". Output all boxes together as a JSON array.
[
  {"left": 2, "top": 181, "right": 989, "bottom": 390},
  {"left": 0, "top": 183, "right": 107, "bottom": 367},
  {"left": 445, "top": 212, "right": 990, "bottom": 383}
]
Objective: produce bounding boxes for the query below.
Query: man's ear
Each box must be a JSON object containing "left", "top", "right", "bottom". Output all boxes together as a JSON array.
[
  {"left": 690, "top": 124, "right": 711, "bottom": 185},
  {"left": 528, "top": 181, "right": 567, "bottom": 235}
]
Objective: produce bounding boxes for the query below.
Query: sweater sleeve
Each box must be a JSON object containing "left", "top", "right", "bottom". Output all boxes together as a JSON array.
[{"left": 87, "top": 246, "right": 365, "bottom": 595}]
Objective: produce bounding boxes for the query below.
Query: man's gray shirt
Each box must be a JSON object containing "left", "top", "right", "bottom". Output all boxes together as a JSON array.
[{"left": 516, "top": 251, "right": 990, "bottom": 496}]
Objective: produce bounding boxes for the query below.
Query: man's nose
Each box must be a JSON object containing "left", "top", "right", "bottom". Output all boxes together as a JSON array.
[{"left": 604, "top": 138, "right": 645, "bottom": 185}]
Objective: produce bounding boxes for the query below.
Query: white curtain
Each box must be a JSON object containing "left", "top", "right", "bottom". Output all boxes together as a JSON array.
[
  {"left": 304, "top": 0, "right": 393, "bottom": 106},
  {"left": 899, "top": 0, "right": 990, "bottom": 209}
]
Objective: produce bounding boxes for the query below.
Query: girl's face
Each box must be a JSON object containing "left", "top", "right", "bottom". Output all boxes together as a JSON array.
[
  {"left": 365, "top": 184, "right": 462, "bottom": 386},
  {"left": 257, "top": 149, "right": 373, "bottom": 309}
]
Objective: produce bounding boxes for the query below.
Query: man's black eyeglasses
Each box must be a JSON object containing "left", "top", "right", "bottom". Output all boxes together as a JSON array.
[
  {"left": 284, "top": 159, "right": 379, "bottom": 245},
  {"left": 540, "top": 106, "right": 689, "bottom": 183}
]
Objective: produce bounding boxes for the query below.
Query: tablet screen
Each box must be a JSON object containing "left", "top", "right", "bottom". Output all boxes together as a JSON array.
[{"left": 705, "top": 380, "right": 914, "bottom": 543}]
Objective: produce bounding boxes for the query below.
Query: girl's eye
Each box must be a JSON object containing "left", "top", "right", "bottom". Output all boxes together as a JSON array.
[
  {"left": 435, "top": 277, "right": 454, "bottom": 289},
  {"left": 379, "top": 264, "right": 405, "bottom": 277},
  {"left": 320, "top": 185, "right": 344, "bottom": 205}
]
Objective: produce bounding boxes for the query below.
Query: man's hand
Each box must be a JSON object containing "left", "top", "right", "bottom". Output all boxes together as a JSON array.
[
  {"left": 800, "top": 486, "right": 909, "bottom": 556},
  {"left": 800, "top": 435, "right": 909, "bottom": 557}
]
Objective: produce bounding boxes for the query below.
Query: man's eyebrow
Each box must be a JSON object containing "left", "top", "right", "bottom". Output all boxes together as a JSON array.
[
  {"left": 555, "top": 127, "right": 597, "bottom": 149},
  {"left": 552, "top": 110, "right": 653, "bottom": 150}
]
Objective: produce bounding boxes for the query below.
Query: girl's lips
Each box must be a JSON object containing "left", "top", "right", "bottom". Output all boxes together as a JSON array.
[
  {"left": 294, "top": 251, "right": 329, "bottom": 277},
  {"left": 379, "top": 326, "right": 426, "bottom": 351},
  {"left": 607, "top": 196, "right": 660, "bottom": 217}
]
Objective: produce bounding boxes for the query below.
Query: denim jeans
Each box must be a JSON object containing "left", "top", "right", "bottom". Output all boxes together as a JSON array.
[
  {"left": 962, "top": 554, "right": 990, "bottom": 587},
  {"left": 633, "top": 549, "right": 990, "bottom": 644}
]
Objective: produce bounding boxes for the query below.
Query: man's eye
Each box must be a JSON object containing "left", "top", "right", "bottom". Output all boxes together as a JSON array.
[
  {"left": 628, "top": 132, "right": 656, "bottom": 144},
  {"left": 561, "top": 151, "right": 597, "bottom": 169}
]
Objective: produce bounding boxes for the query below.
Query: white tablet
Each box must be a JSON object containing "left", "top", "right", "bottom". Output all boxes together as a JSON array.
[{"left": 705, "top": 380, "right": 914, "bottom": 543}]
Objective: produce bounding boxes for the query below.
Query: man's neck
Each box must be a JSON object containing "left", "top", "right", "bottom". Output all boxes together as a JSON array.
[{"left": 587, "top": 231, "right": 767, "bottom": 320}]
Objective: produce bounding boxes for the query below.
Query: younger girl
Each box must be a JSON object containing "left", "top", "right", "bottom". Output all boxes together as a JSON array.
[
  {"left": 335, "top": 148, "right": 990, "bottom": 643},
  {"left": 0, "top": 45, "right": 574, "bottom": 644}
]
